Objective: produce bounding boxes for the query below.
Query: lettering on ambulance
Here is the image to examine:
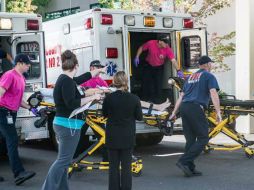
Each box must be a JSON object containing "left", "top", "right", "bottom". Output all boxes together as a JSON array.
[
  {"left": 45, "top": 45, "right": 62, "bottom": 68},
  {"left": 106, "top": 61, "right": 117, "bottom": 76},
  {"left": 188, "top": 73, "right": 202, "bottom": 84}
]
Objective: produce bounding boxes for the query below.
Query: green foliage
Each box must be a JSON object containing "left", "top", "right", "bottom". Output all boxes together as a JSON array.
[
  {"left": 6, "top": 0, "right": 51, "bottom": 14},
  {"left": 208, "top": 32, "right": 235, "bottom": 72},
  {"left": 6, "top": 0, "right": 37, "bottom": 13}
]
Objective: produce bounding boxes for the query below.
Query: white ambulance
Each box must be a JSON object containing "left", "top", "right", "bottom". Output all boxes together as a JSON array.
[
  {"left": 0, "top": 12, "right": 46, "bottom": 143},
  {"left": 42, "top": 8, "right": 207, "bottom": 146}
]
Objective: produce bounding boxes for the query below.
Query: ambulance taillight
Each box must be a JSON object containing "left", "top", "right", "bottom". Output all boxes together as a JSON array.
[
  {"left": 183, "top": 18, "right": 193, "bottom": 28},
  {"left": 26, "top": 19, "right": 39, "bottom": 30},
  {"left": 85, "top": 18, "right": 93, "bottom": 29},
  {"left": 106, "top": 48, "right": 118, "bottom": 58},
  {"left": 101, "top": 14, "right": 113, "bottom": 25}
]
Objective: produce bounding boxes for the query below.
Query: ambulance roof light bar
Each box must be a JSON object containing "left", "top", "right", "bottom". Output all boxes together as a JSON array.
[
  {"left": 183, "top": 18, "right": 193, "bottom": 28},
  {"left": 144, "top": 16, "right": 155, "bottom": 27},
  {"left": 0, "top": 18, "right": 12, "bottom": 30},
  {"left": 26, "top": 19, "right": 39, "bottom": 30},
  {"left": 124, "top": 15, "right": 135, "bottom": 26},
  {"left": 101, "top": 14, "right": 113, "bottom": 25}
]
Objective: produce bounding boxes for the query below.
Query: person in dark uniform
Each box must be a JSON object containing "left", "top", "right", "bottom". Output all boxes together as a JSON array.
[
  {"left": 170, "top": 55, "right": 222, "bottom": 177},
  {"left": 102, "top": 71, "right": 143, "bottom": 190}
]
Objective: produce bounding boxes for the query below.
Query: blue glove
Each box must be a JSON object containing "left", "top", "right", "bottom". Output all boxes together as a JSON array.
[
  {"left": 134, "top": 57, "right": 140, "bottom": 67},
  {"left": 30, "top": 108, "right": 39, "bottom": 116},
  {"left": 177, "top": 70, "right": 184, "bottom": 79}
]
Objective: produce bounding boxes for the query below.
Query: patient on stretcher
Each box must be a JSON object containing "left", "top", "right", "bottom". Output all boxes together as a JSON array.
[{"left": 37, "top": 87, "right": 171, "bottom": 116}]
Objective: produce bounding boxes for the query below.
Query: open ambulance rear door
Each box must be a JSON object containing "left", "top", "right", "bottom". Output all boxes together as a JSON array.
[
  {"left": 175, "top": 28, "right": 207, "bottom": 74},
  {"left": 11, "top": 32, "right": 46, "bottom": 117}
]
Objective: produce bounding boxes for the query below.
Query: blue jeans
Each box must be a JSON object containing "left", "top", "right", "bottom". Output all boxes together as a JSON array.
[
  {"left": 42, "top": 124, "right": 81, "bottom": 190},
  {"left": 0, "top": 108, "right": 25, "bottom": 177}
]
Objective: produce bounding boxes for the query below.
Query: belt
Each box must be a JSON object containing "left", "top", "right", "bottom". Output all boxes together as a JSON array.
[{"left": 0, "top": 106, "right": 17, "bottom": 113}]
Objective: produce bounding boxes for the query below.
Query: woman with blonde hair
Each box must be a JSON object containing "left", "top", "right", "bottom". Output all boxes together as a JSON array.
[{"left": 102, "top": 71, "right": 143, "bottom": 190}]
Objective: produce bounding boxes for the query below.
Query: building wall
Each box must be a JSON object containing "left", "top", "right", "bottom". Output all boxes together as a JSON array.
[{"left": 204, "top": 0, "right": 236, "bottom": 95}]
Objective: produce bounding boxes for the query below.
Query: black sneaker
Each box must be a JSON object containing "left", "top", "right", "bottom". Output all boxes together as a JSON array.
[
  {"left": 191, "top": 169, "right": 202, "bottom": 176},
  {"left": 15, "top": 171, "right": 36, "bottom": 186},
  {"left": 176, "top": 162, "right": 193, "bottom": 177},
  {"left": 0, "top": 176, "right": 4, "bottom": 182}
]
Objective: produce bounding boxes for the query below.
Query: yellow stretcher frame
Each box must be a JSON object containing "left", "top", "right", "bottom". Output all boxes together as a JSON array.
[{"left": 205, "top": 107, "right": 254, "bottom": 158}]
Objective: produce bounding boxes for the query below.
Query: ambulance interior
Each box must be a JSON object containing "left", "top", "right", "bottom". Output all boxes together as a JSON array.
[
  {"left": 0, "top": 36, "right": 41, "bottom": 79},
  {"left": 129, "top": 32, "right": 202, "bottom": 105},
  {"left": 0, "top": 36, "right": 13, "bottom": 75},
  {"left": 129, "top": 32, "right": 175, "bottom": 104}
]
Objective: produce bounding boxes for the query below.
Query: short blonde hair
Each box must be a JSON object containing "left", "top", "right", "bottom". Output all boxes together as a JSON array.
[{"left": 113, "top": 71, "right": 128, "bottom": 91}]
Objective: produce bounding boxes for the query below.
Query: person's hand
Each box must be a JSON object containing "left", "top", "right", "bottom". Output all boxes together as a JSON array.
[
  {"left": 177, "top": 70, "right": 184, "bottom": 79},
  {"left": 30, "top": 107, "right": 39, "bottom": 116},
  {"left": 216, "top": 113, "right": 222, "bottom": 123},
  {"left": 93, "top": 93, "right": 102, "bottom": 101},
  {"left": 134, "top": 57, "right": 140, "bottom": 67},
  {"left": 169, "top": 112, "right": 176, "bottom": 121}
]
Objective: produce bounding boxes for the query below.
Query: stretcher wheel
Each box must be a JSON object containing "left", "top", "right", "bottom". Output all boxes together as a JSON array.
[
  {"left": 245, "top": 152, "right": 254, "bottom": 159},
  {"left": 203, "top": 146, "right": 211, "bottom": 154},
  {"left": 132, "top": 170, "right": 142, "bottom": 177}
]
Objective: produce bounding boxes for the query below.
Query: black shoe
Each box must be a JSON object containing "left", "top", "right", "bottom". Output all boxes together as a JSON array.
[
  {"left": 15, "top": 171, "right": 36, "bottom": 186},
  {"left": 176, "top": 162, "right": 193, "bottom": 177},
  {"left": 191, "top": 169, "right": 202, "bottom": 176},
  {"left": 0, "top": 176, "right": 4, "bottom": 182}
]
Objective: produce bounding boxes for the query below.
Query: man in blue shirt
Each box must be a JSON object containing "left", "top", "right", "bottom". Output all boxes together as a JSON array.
[{"left": 170, "top": 55, "right": 222, "bottom": 177}]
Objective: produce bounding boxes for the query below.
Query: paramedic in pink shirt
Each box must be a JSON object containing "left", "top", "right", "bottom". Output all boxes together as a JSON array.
[
  {"left": 81, "top": 60, "right": 108, "bottom": 88},
  {"left": 0, "top": 54, "right": 36, "bottom": 185},
  {"left": 134, "top": 34, "right": 183, "bottom": 103}
]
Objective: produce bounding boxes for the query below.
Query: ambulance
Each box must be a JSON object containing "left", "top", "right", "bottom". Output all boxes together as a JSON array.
[
  {"left": 0, "top": 12, "right": 46, "bottom": 146},
  {"left": 42, "top": 8, "right": 207, "bottom": 146}
]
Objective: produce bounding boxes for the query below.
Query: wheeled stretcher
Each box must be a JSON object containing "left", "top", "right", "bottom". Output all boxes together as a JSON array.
[
  {"left": 27, "top": 89, "right": 174, "bottom": 177},
  {"left": 168, "top": 77, "right": 254, "bottom": 158},
  {"left": 206, "top": 98, "right": 254, "bottom": 158}
]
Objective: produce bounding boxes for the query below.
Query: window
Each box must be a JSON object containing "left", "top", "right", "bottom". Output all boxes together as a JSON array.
[
  {"left": 16, "top": 42, "right": 41, "bottom": 79},
  {"left": 181, "top": 36, "right": 202, "bottom": 69}
]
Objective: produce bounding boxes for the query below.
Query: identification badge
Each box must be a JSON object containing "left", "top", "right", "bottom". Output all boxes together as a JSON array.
[{"left": 7, "top": 115, "right": 13, "bottom": 125}]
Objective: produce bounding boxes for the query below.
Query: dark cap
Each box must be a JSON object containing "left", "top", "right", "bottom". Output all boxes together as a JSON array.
[
  {"left": 157, "top": 34, "right": 170, "bottom": 44},
  {"left": 90, "top": 60, "right": 104, "bottom": 68},
  {"left": 198, "top": 55, "right": 214, "bottom": 65},
  {"left": 14, "top": 54, "right": 32, "bottom": 65}
]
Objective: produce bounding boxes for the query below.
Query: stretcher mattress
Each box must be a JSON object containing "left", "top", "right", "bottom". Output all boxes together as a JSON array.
[{"left": 219, "top": 99, "right": 254, "bottom": 108}]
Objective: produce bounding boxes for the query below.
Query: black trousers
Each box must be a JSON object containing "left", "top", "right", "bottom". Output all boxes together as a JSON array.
[
  {"left": 108, "top": 148, "right": 132, "bottom": 190},
  {"left": 178, "top": 102, "right": 209, "bottom": 170},
  {"left": 0, "top": 108, "right": 25, "bottom": 177},
  {"left": 141, "top": 64, "right": 164, "bottom": 104}
]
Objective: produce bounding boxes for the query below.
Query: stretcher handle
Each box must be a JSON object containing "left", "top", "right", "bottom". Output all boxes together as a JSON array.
[{"left": 219, "top": 94, "right": 236, "bottom": 100}]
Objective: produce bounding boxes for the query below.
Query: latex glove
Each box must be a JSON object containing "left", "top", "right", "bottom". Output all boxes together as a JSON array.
[
  {"left": 134, "top": 57, "right": 140, "bottom": 67},
  {"left": 30, "top": 108, "right": 39, "bottom": 116},
  {"left": 177, "top": 70, "right": 184, "bottom": 79}
]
